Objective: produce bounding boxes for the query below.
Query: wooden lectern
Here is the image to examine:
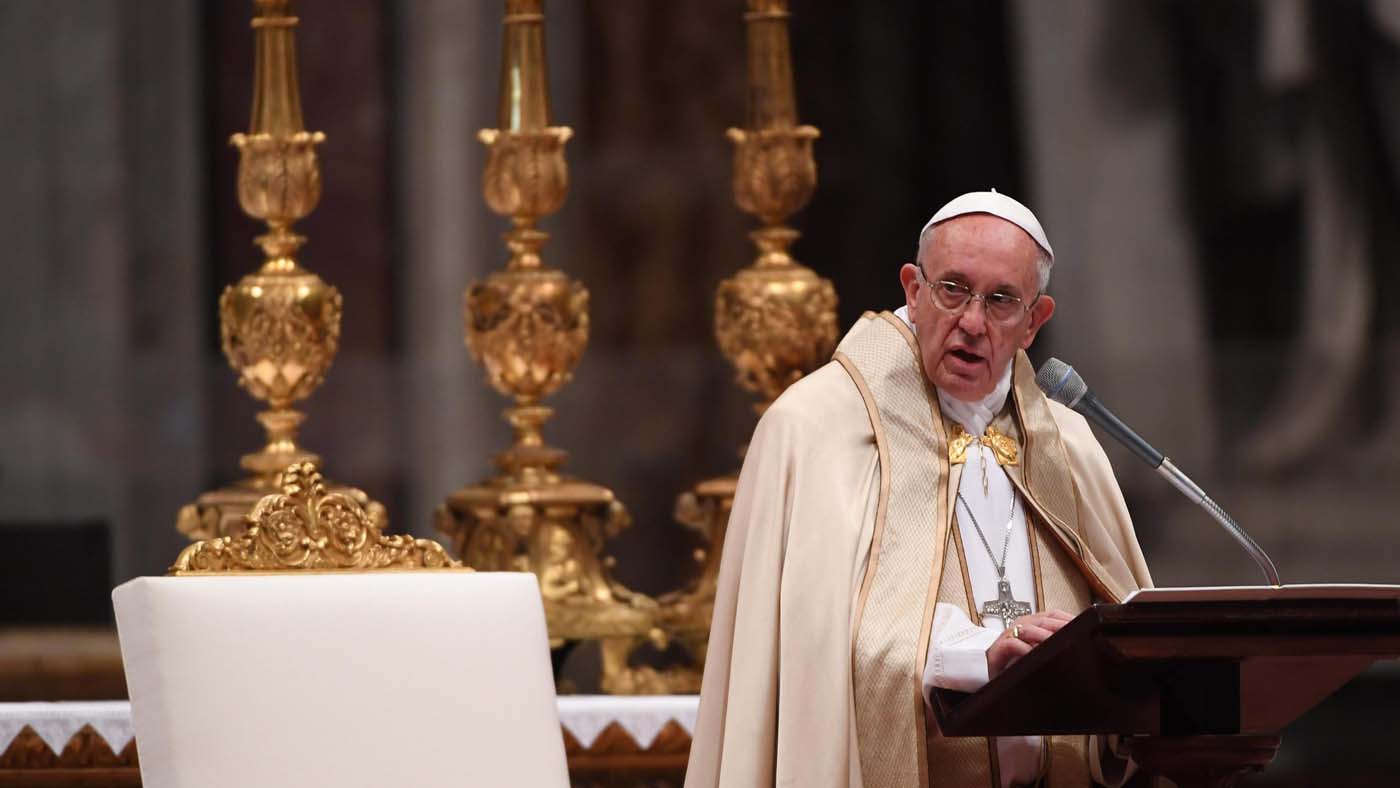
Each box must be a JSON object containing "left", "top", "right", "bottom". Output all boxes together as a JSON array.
[{"left": 929, "top": 586, "right": 1400, "bottom": 787}]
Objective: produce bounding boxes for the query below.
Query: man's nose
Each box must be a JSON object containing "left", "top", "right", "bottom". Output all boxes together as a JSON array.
[{"left": 957, "top": 298, "right": 988, "bottom": 335}]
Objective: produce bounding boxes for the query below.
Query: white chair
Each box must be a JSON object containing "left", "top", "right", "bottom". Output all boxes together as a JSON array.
[{"left": 113, "top": 571, "right": 568, "bottom": 788}]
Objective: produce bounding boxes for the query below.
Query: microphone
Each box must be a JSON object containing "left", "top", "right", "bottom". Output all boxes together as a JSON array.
[{"left": 1035, "top": 357, "right": 1281, "bottom": 586}]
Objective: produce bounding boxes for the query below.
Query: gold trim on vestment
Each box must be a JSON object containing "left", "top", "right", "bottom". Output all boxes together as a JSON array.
[
  {"left": 1025, "top": 498, "right": 1048, "bottom": 612},
  {"left": 947, "top": 505, "right": 1001, "bottom": 788},
  {"left": 1025, "top": 519, "right": 1053, "bottom": 785},
  {"left": 883, "top": 312, "right": 950, "bottom": 788},
  {"left": 988, "top": 408, "right": 1096, "bottom": 786},
  {"left": 879, "top": 313, "right": 949, "bottom": 691},
  {"left": 1005, "top": 352, "right": 1127, "bottom": 603},
  {"left": 933, "top": 507, "right": 1001, "bottom": 788},
  {"left": 835, "top": 349, "right": 893, "bottom": 661},
  {"left": 838, "top": 313, "right": 948, "bottom": 787},
  {"left": 967, "top": 415, "right": 1094, "bottom": 786},
  {"left": 985, "top": 738, "right": 1003, "bottom": 788},
  {"left": 949, "top": 475, "right": 978, "bottom": 628}
]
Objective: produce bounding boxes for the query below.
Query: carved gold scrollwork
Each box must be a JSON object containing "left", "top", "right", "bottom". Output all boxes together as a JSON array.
[
  {"left": 174, "top": 462, "right": 460, "bottom": 574},
  {"left": 232, "top": 131, "right": 325, "bottom": 231},
  {"left": 479, "top": 128, "right": 572, "bottom": 224},
  {"left": 465, "top": 267, "right": 588, "bottom": 403},
  {"left": 715, "top": 263, "right": 838, "bottom": 409},
  {"left": 220, "top": 266, "right": 341, "bottom": 411},
  {"left": 727, "top": 126, "right": 819, "bottom": 229}
]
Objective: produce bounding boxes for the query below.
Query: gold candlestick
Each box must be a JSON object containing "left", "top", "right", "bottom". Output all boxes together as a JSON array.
[
  {"left": 436, "top": 0, "right": 656, "bottom": 692},
  {"left": 657, "top": 0, "right": 839, "bottom": 691},
  {"left": 178, "top": 0, "right": 384, "bottom": 541}
]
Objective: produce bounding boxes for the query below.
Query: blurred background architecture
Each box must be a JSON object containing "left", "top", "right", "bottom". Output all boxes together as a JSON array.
[{"left": 4, "top": 1, "right": 1400, "bottom": 784}]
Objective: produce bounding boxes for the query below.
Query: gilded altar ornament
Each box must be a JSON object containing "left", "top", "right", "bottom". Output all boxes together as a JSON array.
[
  {"left": 173, "top": 462, "right": 460, "bottom": 574},
  {"left": 177, "top": 0, "right": 384, "bottom": 541},
  {"left": 647, "top": 0, "right": 839, "bottom": 694},
  {"left": 435, "top": 0, "right": 657, "bottom": 691}
]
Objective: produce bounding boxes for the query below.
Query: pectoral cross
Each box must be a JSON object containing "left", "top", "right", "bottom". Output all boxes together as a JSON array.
[{"left": 980, "top": 579, "right": 1031, "bottom": 622}]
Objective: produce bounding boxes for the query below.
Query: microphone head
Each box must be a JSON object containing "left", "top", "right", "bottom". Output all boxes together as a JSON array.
[{"left": 1035, "top": 357, "right": 1088, "bottom": 408}]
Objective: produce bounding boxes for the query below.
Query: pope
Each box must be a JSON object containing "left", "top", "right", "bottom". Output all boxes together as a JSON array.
[{"left": 685, "top": 191, "right": 1154, "bottom": 788}]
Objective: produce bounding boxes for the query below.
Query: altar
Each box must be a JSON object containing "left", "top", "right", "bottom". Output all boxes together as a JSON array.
[{"left": 0, "top": 696, "right": 697, "bottom": 787}]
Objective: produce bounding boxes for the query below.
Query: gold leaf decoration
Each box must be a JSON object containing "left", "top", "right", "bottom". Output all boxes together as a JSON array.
[{"left": 173, "top": 462, "right": 461, "bottom": 574}]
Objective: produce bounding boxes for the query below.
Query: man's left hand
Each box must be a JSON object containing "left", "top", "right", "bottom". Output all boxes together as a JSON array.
[{"left": 985, "top": 609, "right": 1074, "bottom": 678}]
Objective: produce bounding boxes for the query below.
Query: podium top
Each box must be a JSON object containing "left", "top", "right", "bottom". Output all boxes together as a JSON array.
[
  {"left": 1125, "top": 584, "right": 1400, "bottom": 604},
  {"left": 930, "top": 587, "right": 1400, "bottom": 738}
]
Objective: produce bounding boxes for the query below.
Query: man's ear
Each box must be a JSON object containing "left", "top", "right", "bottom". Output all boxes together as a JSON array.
[
  {"left": 1020, "top": 294, "right": 1056, "bottom": 349},
  {"left": 899, "top": 263, "right": 921, "bottom": 316}
]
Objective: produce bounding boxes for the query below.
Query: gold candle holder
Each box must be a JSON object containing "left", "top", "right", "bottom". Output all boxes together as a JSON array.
[
  {"left": 435, "top": 0, "right": 656, "bottom": 692},
  {"left": 655, "top": 0, "right": 839, "bottom": 692},
  {"left": 178, "top": 0, "right": 384, "bottom": 541}
]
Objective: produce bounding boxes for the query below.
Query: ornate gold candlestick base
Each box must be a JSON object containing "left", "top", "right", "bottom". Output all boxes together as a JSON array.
[
  {"left": 595, "top": 474, "right": 736, "bottom": 695},
  {"left": 664, "top": 475, "right": 735, "bottom": 632},
  {"left": 436, "top": 406, "right": 658, "bottom": 692},
  {"left": 436, "top": 480, "right": 655, "bottom": 637}
]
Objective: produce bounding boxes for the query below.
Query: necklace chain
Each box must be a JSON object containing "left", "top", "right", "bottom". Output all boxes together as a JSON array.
[{"left": 956, "top": 491, "right": 1017, "bottom": 579}]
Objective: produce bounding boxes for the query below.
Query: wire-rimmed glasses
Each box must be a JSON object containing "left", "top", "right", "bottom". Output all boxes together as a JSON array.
[{"left": 915, "top": 265, "right": 1038, "bottom": 325}]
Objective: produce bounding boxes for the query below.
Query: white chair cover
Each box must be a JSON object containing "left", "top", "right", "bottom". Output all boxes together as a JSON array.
[{"left": 113, "top": 572, "right": 567, "bottom": 788}]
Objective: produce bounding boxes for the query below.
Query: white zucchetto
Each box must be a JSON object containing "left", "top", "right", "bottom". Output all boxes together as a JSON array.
[{"left": 921, "top": 189, "right": 1054, "bottom": 263}]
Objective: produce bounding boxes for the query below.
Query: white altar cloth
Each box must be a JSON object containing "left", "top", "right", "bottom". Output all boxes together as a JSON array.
[
  {"left": 0, "top": 701, "right": 135, "bottom": 756},
  {"left": 0, "top": 695, "right": 698, "bottom": 756},
  {"left": 557, "top": 694, "right": 698, "bottom": 749}
]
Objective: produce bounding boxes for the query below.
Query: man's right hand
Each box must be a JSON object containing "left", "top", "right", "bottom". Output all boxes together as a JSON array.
[{"left": 985, "top": 609, "right": 1074, "bottom": 679}]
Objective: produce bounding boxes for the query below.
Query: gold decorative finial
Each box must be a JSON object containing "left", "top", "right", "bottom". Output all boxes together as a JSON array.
[
  {"left": 177, "top": 0, "right": 383, "bottom": 542},
  {"left": 173, "top": 462, "right": 460, "bottom": 574},
  {"left": 438, "top": 0, "right": 656, "bottom": 692}
]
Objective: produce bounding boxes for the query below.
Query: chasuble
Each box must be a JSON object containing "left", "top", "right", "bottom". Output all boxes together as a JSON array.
[{"left": 685, "top": 312, "right": 1153, "bottom": 788}]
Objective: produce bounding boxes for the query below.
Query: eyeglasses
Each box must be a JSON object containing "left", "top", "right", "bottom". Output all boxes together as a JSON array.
[{"left": 915, "top": 266, "right": 1038, "bottom": 325}]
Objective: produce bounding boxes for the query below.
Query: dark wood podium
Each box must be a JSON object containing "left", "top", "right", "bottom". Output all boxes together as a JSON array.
[{"left": 929, "top": 586, "right": 1400, "bottom": 787}]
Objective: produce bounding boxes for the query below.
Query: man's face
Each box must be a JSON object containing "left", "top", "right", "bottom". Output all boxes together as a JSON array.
[{"left": 899, "top": 214, "right": 1056, "bottom": 401}]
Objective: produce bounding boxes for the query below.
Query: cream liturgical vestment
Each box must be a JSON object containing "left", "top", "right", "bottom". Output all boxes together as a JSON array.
[{"left": 685, "top": 312, "right": 1153, "bottom": 788}]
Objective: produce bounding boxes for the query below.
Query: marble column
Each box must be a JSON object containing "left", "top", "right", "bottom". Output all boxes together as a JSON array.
[
  {"left": 393, "top": 1, "right": 508, "bottom": 536},
  {"left": 1012, "top": 0, "right": 1216, "bottom": 500},
  {"left": 0, "top": 1, "right": 207, "bottom": 582}
]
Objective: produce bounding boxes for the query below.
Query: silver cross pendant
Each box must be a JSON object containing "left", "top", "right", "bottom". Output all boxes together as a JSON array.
[{"left": 980, "top": 579, "right": 1031, "bottom": 622}]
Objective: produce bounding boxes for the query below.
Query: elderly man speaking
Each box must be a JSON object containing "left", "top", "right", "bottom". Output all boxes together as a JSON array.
[{"left": 686, "top": 191, "right": 1153, "bottom": 788}]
